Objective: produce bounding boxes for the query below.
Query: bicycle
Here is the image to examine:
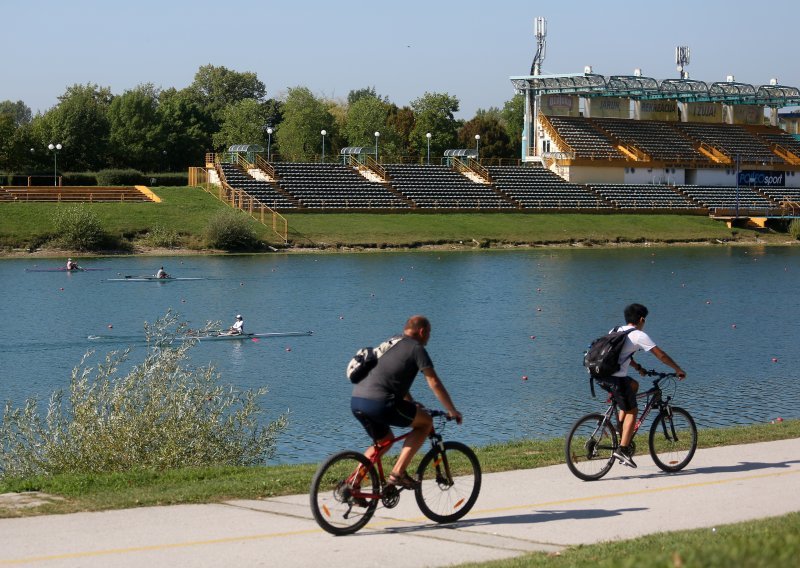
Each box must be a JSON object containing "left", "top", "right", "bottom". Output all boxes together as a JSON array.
[
  {"left": 565, "top": 370, "right": 697, "bottom": 481},
  {"left": 310, "top": 410, "right": 482, "bottom": 535}
]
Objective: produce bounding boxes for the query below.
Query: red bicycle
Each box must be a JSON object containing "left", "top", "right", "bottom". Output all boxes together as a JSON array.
[{"left": 310, "top": 410, "right": 482, "bottom": 535}]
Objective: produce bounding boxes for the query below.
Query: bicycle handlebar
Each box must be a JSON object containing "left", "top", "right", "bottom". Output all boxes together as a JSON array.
[{"left": 643, "top": 369, "right": 678, "bottom": 379}]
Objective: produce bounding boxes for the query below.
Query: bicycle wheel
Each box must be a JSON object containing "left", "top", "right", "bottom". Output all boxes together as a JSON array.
[
  {"left": 565, "top": 413, "right": 617, "bottom": 481},
  {"left": 415, "top": 441, "right": 481, "bottom": 523},
  {"left": 649, "top": 406, "right": 697, "bottom": 472},
  {"left": 310, "top": 451, "right": 379, "bottom": 535}
]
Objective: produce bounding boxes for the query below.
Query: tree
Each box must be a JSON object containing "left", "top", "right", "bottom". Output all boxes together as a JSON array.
[
  {"left": 0, "top": 100, "right": 32, "bottom": 126},
  {"left": 458, "top": 110, "right": 513, "bottom": 163},
  {"left": 189, "top": 64, "right": 266, "bottom": 126},
  {"left": 157, "top": 87, "right": 214, "bottom": 171},
  {"left": 409, "top": 92, "right": 461, "bottom": 160},
  {"left": 33, "top": 84, "right": 113, "bottom": 171},
  {"left": 212, "top": 98, "right": 273, "bottom": 150},
  {"left": 276, "top": 87, "right": 334, "bottom": 161},
  {"left": 387, "top": 105, "right": 415, "bottom": 160},
  {"left": 108, "top": 84, "right": 165, "bottom": 171},
  {"left": 0, "top": 113, "right": 16, "bottom": 170},
  {"left": 501, "top": 94, "right": 525, "bottom": 160},
  {"left": 347, "top": 87, "right": 388, "bottom": 106}
]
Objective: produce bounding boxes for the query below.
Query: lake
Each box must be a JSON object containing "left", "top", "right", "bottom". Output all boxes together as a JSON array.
[{"left": 1, "top": 246, "right": 798, "bottom": 464}]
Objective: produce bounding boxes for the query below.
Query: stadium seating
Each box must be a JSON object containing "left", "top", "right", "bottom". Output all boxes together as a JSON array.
[
  {"left": 592, "top": 118, "right": 705, "bottom": 162},
  {"left": 0, "top": 186, "right": 152, "bottom": 202},
  {"left": 219, "top": 163, "right": 299, "bottom": 210},
  {"left": 383, "top": 164, "right": 515, "bottom": 209},
  {"left": 488, "top": 165, "right": 612, "bottom": 210},
  {"left": 677, "top": 185, "right": 776, "bottom": 214},
  {"left": 546, "top": 116, "right": 626, "bottom": 160},
  {"left": 675, "top": 123, "right": 782, "bottom": 164},
  {"left": 590, "top": 184, "right": 702, "bottom": 210}
]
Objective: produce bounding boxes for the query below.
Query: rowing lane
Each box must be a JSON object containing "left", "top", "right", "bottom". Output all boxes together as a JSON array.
[{"left": 1, "top": 438, "right": 799, "bottom": 567}]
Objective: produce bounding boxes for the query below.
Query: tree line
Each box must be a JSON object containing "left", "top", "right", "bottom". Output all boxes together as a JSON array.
[{"left": 0, "top": 64, "right": 525, "bottom": 175}]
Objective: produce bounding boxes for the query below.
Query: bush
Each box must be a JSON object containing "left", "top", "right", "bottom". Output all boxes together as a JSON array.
[
  {"left": 50, "top": 204, "right": 106, "bottom": 251},
  {"left": 62, "top": 172, "right": 98, "bottom": 186},
  {"left": 144, "top": 172, "right": 189, "bottom": 187},
  {"left": 204, "top": 208, "right": 261, "bottom": 251},
  {"left": 141, "top": 224, "right": 182, "bottom": 248},
  {"left": 0, "top": 312, "right": 287, "bottom": 479},
  {"left": 96, "top": 168, "right": 145, "bottom": 186},
  {"left": 789, "top": 219, "right": 800, "bottom": 240}
]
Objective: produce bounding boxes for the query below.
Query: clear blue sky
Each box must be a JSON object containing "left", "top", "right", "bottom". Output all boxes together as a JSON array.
[{"left": 3, "top": 0, "right": 799, "bottom": 118}]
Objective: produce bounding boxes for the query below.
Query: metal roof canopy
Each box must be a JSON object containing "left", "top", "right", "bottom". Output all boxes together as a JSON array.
[
  {"left": 339, "top": 147, "right": 370, "bottom": 155},
  {"left": 510, "top": 72, "right": 800, "bottom": 107},
  {"left": 443, "top": 149, "right": 478, "bottom": 158},
  {"left": 228, "top": 144, "right": 264, "bottom": 152}
]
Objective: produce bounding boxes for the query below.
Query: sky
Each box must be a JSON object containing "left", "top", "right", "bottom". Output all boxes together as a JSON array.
[{"left": 3, "top": 0, "right": 800, "bottom": 119}]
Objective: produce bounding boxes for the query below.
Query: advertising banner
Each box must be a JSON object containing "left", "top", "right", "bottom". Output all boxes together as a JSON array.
[
  {"left": 684, "top": 102, "right": 723, "bottom": 123},
  {"left": 636, "top": 100, "right": 679, "bottom": 121},
  {"left": 540, "top": 94, "right": 579, "bottom": 116},
  {"left": 725, "top": 105, "right": 764, "bottom": 125},
  {"left": 586, "top": 97, "right": 630, "bottom": 119},
  {"left": 738, "top": 170, "right": 785, "bottom": 187}
]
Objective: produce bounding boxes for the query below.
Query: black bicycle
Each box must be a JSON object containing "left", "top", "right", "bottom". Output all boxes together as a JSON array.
[{"left": 566, "top": 370, "right": 697, "bottom": 481}]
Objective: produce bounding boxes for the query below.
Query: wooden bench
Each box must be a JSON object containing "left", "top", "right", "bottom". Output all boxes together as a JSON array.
[{"left": 0, "top": 186, "right": 154, "bottom": 203}]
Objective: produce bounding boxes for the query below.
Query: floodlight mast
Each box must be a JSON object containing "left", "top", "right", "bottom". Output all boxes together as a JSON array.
[
  {"left": 676, "top": 45, "right": 690, "bottom": 79},
  {"left": 526, "top": 16, "right": 547, "bottom": 161}
]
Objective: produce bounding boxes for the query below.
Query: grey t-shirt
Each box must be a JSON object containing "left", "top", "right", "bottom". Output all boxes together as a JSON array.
[{"left": 352, "top": 336, "right": 433, "bottom": 401}]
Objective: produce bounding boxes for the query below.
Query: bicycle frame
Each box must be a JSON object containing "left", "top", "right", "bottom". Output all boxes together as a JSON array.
[{"left": 598, "top": 375, "right": 673, "bottom": 440}]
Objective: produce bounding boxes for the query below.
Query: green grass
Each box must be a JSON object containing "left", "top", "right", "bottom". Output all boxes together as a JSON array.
[
  {"left": 1, "top": 419, "right": 797, "bottom": 518},
  {"left": 0, "top": 187, "right": 789, "bottom": 252}
]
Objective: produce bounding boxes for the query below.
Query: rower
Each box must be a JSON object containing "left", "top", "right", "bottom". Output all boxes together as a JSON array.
[
  {"left": 156, "top": 266, "right": 170, "bottom": 279},
  {"left": 66, "top": 258, "right": 80, "bottom": 271},
  {"left": 228, "top": 314, "right": 244, "bottom": 335}
]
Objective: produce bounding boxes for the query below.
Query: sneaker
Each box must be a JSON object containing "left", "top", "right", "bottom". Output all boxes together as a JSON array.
[
  {"left": 387, "top": 471, "right": 420, "bottom": 490},
  {"left": 613, "top": 446, "right": 638, "bottom": 468}
]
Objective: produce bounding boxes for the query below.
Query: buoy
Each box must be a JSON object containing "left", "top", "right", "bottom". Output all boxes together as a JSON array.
[
  {"left": 537, "top": 307, "right": 542, "bottom": 312},
  {"left": 731, "top": 324, "right": 736, "bottom": 329},
  {"left": 400, "top": 277, "right": 405, "bottom": 282},
  {"left": 181, "top": 298, "right": 186, "bottom": 303},
  {"left": 240, "top": 282, "right": 244, "bottom": 286},
  {"left": 285, "top": 347, "right": 291, "bottom": 352},
  {"left": 530, "top": 335, "right": 536, "bottom": 340},
  {"left": 107, "top": 324, "right": 113, "bottom": 329},
  {"left": 536, "top": 288, "right": 542, "bottom": 292},
  {"left": 339, "top": 315, "right": 344, "bottom": 320},
  {"left": 706, "top": 300, "right": 711, "bottom": 304},
  {"left": 776, "top": 417, "right": 784, "bottom": 422},
  {"left": 59, "top": 287, "right": 64, "bottom": 291},
  {"left": 772, "top": 357, "right": 779, "bottom": 363},
  {"left": 522, "top": 375, "right": 528, "bottom": 381}
]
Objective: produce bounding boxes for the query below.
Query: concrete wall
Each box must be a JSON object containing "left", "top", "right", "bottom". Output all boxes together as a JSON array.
[{"left": 623, "top": 167, "right": 686, "bottom": 185}]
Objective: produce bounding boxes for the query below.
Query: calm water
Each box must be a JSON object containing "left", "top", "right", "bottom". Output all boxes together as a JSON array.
[{"left": 1, "top": 247, "right": 799, "bottom": 464}]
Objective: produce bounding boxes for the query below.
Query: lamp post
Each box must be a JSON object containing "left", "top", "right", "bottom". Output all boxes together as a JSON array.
[
  {"left": 474, "top": 134, "right": 481, "bottom": 160},
  {"left": 321, "top": 129, "right": 327, "bottom": 163},
  {"left": 426, "top": 132, "right": 432, "bottom": 165},
  {"left": 48, "top": 143, "right": 62, "bottom": 186},
  {"left": 266, "top": 127, "right": 273, "bottom": 162},
  {"left": 374, "top": 131, "right": 380, "bottom": 162},
  {"left": 162, "top": 150, "right": 168, "bottom": 172}
]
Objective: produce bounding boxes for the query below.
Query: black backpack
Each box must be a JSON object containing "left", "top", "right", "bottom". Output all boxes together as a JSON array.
[
  {"left": 583, "top": 327, "right": 635, "bottom": 396},
  {"left": 346, "top": 335, "right": 403, "bottom": 384}
]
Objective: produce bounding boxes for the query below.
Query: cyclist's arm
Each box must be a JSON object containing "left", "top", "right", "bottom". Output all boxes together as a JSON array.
[
  {"left": 422, "top": 368, "right": 463, "bottom": 424},
  {"left": 650, "top": 346, "right": 686, "bottom": 379}
]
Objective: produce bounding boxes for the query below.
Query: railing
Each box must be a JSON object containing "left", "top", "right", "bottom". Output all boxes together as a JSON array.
[
  {"left": 255, "top": 155, "right": 277, "bottom": 179},
  {"left": 696, "top": 142, "right": 732, "bottom": 164},
  {"left": 538, "top": 114, "right": 572, "bottom": 157},
  {"left": 364, "top": 155, "right": 387, "bottom": 180},
  {"left": 467, "top": 158, "right": 491, "bottom": 182},
  {"left": 770, "top": 143, "right": 800, "bottom": 166}
]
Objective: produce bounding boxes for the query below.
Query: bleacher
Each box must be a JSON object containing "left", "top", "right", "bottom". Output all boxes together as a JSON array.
[
  {"left": 592, "top": 118, "right": 705, "bottom": 162},
  {"left": 547, "top": 116, "right": 626, "bottom": 160},
  {"left": 272, "top": 163, "right": 410, "bottom": 210},
  {"left": 590, "top": 184, "right": 702, "bottom": 210},
  {"left": 758, "top": 186, "right": 800, "bottom": 205},
  {"left": 488, "top": 165, "right": 612, "bottom": 210},
  {"left": 0, "top": 186, "right": 153, "bottom": 202},
  {"left": 383, "top": 164, "right": 515, "bottom": 209},
  {"left": 677, "top": 185, "right": 776, "bottom": 213},
  {"left": 219, "top": 163, "right": 299, "bottom": 210},
  {"left": 675, "top": 123, "right": 782, "bottom": 164},
  {"left": 752, "top": 128, "right": 800, "bottom": 161}
]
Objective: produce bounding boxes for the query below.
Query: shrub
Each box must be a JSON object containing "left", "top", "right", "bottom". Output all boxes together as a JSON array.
[
  {"left": 144, "top": 172, "right": 189, "bottom": 187},
  {"left": 96, "top": 169, "right": 145, "bottom": 186},
  {"left": 204, "top": 208, "right": 261, "bottom": 251},
  {"left": 0, "top": 312, "right": 287, "bottom": 479},
  {"left": 62, "top": 172, "right": 98, "bottom": 186},
  {"left": 50, "top": 204, "right": 106, "bottom": 251},
  {"left": 789, "top": 219, "right": 800, "bottom": 240},
  {"left": 142, "top": 224, "right": 182, "bottom": 248}
]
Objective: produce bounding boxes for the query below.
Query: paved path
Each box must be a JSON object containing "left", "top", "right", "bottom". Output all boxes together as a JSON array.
[{"left": 1, "top": 438, "right": 799, "bottom": 567}]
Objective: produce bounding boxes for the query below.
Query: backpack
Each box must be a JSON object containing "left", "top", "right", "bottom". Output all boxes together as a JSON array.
[
  {"left": 346, "top": 335, "right": 403, "bottom": 384},
  {"left": 583, "top": 327, "right": 635, "bottom": 396}
]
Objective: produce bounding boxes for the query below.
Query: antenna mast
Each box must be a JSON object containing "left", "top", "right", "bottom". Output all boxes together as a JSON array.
[
  {"left": 676, "top": 45, "right": 690, "bottom": 79},
  {"left": 531, "top": 17, "right": 547, "bottom": 75}
]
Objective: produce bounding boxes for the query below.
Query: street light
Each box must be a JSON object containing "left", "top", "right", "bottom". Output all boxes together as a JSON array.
[
  {"left": 426, "top": 132, "right": 432, "bottom": 165},
  {"left": 374, "top": 131, "right": 380, "bottom": 161},
  {"left": 474, "top": 134, "right": 481, "bottom": 159},
  {"left": 48, "top": 143, "right": 62, "bottom": 187},
  {"left": 266, "top": 127, "right": 273, "bottom": 162},
  {"left": 321, "top": 129, "right": 327, "bottom": 163}
]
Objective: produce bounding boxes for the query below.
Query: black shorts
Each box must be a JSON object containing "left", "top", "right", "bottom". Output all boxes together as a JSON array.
[
  {"left": 601, "top": 376, "right": 638, "bottom": 412},
  {"left": 351, "top": 396, "right": 418, "bottom": 441}
]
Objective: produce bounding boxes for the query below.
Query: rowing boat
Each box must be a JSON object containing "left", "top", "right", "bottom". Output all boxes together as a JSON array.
[
  {"left": 26, "top": 267, "right": 108, "bottom": 272},
  {"left": 106, "top": 276, "right": 206, "bottom": 282},
  {"left": 87, "top": 331, "right": 313, "bottom": 342}
]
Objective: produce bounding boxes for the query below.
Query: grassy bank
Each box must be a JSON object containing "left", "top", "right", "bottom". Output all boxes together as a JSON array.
[
  {"left": 0, "top": 186, "right": 794, "bottom": 253},
  {"left": 1, "top": 419, "right": 797, "bottom": 518}
]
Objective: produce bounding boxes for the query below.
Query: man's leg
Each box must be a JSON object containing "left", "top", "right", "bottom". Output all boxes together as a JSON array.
[{"left": 392, "top": 409, "right": 432, "bottom": 476}]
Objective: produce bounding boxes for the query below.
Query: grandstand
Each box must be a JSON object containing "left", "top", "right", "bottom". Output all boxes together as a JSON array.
[{"left": 0, "top": 186, "right": 156, "bottom": 202}]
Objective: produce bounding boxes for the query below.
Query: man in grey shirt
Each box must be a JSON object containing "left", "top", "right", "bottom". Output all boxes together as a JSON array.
[{"left": 351, "top": 315, "right": 462, "bottom": 489}]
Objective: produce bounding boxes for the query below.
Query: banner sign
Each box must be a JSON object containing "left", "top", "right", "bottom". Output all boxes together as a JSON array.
[
  {"left": 586, "top": 97, "right": 629, "bottom": 119},
  {"left": 684, "top": 102, "right": 723, "bottom": 123},
  {"left": 636, "top": 100, "right": 678, "bottom": 121},
  {"left": 738, "top": 170, "right": 784, "bottom": 186},
  {"left": 726, "top": 104, "right": 764, "bottom": 125},
  {"left": 540, "top": 94, "right": 579, "bottom": 116}
]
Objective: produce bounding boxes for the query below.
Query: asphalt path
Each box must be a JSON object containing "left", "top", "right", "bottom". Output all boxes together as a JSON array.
[{"left": 1, "top": 438, "right": 799, "bottom": 567}]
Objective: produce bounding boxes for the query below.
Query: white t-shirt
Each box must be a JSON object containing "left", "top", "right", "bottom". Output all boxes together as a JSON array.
[
  {"left": 231, "top": 319, "right": 244, "bottom": 333},
  {"left": 613, "top": 325, "right": 656, "bottom": 377}
]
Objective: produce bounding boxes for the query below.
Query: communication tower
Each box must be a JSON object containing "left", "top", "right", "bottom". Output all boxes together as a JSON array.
[
  {"left": 676, "top": 45, "right": 690, "bottom": 79},
  {"left": 531, "top": 17, "right": 547, "bottom": 75},
  {"left": 524, "top": 17, "right": 547, "bottom": 161}
]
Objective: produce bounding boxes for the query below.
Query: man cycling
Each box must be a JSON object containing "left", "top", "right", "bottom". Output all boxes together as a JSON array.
[
  {"left": 351, "top": 315, "right": 462, "bottom": 488},
  {"left": 610, "top": 303, "right": 686, "bottom": 468}
]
